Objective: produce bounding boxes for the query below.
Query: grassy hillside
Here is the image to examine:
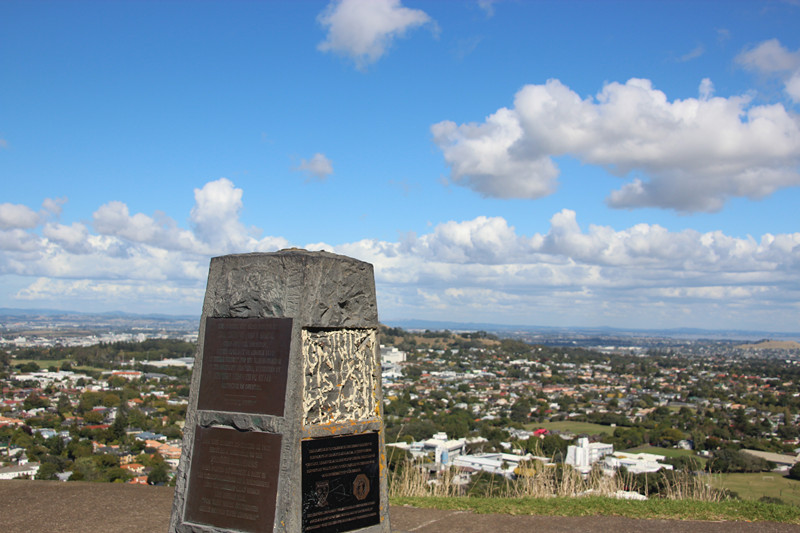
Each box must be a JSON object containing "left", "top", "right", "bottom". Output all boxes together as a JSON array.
[
  {"left": 524, "top": 420, "right": 616, "bottom": 436},
  {"left": 712, "top": 473, "right": 800, "bottom": 507},
  {"left": 391, "top": 495, "right": 800, "bottom": 524}
]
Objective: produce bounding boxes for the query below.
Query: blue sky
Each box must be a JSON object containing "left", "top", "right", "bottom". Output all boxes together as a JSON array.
[{"left": 2, "top": 0, "right": 800, "bottom": 332}]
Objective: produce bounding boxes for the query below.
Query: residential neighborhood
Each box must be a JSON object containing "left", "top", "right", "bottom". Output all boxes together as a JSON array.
[
  {"left": 0, "top": 332, "right": 191, "bottom": 486},
  {"left": 2, "top": 322, "right": 800, "bottom": 503},
  {"left": 379, "top": 327, "right": 800, "bottom": 496}
]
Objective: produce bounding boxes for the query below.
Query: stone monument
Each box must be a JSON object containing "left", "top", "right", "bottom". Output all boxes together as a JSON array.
[{"left": 170, "top": 250, "right": 391, "bottom": 533}]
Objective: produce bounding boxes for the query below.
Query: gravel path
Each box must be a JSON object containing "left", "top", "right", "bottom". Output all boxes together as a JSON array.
[{"left": 1, "top": 480, "right": 798, "bottom": 532}]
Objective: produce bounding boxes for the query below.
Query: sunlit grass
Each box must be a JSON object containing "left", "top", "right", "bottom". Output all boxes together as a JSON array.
[
  {"left": 522, "top": 421, "right": 615, "bottom": 435},
  {"left": 390, "top": 495, "right": 800, "bottom": 523},
  {"left": 388, "top": 459, "right": 800, "bottom": 524}
]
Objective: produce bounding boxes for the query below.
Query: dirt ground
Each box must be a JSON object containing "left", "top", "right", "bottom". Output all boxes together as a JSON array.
[{"left": 1, "top": 480, "right": 799, "bottom": 532}]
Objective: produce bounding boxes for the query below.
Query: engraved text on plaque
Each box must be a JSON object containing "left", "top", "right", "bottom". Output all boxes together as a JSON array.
[
  {"left": 197, "top": 317, "right": 292, "bottom": 415},
  {"left": 301, "top": 432, "right": 381, "bottom": 533},
  {"left": 184, "top": 426, "right": 282, "bottom": 533}
]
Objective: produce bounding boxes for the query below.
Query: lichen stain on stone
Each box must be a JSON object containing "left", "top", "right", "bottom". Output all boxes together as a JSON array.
[{"left": 302, "top": 328, "right": 376, "bottom": 426}]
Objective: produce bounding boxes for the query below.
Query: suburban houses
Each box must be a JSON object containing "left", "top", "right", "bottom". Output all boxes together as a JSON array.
[{"left": 1, "top": 324, "right": 800, "bottom": 497}]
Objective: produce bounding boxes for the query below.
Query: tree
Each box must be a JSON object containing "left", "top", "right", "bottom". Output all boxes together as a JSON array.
[
  {"left": 23, "top": 393, "right": 50, "bottom": 410},
  {"left": 709, "top": 449, "right": 771, "bottom": 473},
  {"left": 788, "top": 461, "right": 800, "bottom": 481},
  {"left": 510, "top": 399, "right": 532, "bottom": 423},
  {"left": 78, "top": 391, "right": 104, "bottom": 412},
  {"left": 500, "top": 338, "right": 533, "bottom": 356},
  {"left": 664, "top": 455, "right": 703, "bottom": 472},
  {"left": 56, "top": 394, "right": 72, "bottom": 416},
  {"left": 102, "top": 392, "right": 122, "bottom": 408},
  {"left": 441, "top": 409, "right": 472, "bottom": 438},
  {"left": 44, "top": 435, "right": 65, "bottom": 456},
  {"left": 104, "top": 466, "right": 132, "bottom": 483},
  {"left": 147, "top": 462, "right": 170, "bottom": 485},
  {"left": 11, "top": 429, "right": 33, "bottom": 449},
  {"left": 83, "top": 411, "right": 104, "bottom": 424},
  {"left": 656, "top": 428, "right": 686, "bottom": 447},
  {"left": 66, "top": 439, "right": 93, "bottom": 460},
  {"left": 16, "top": 362, "right": 40, "bottom": 373},
  {"left": 95, "top": 453, "right": 120, "bottom": 469},
  {"left": 36, "top": 462, "right": 60, "bottom": 480},
  {"left": 71, "top": 457, "right": 101, "bottom": 481}
]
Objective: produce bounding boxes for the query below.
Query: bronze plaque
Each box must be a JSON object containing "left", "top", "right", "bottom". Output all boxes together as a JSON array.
[
  {"left": 301, "top": 432, "right": 381, "bottom": 533},
  {"left": 197, "top": 317, "right": 292, "bottom": 415},
  {"left": 184, "top": 426, "right": 282, "bottom": 533}
]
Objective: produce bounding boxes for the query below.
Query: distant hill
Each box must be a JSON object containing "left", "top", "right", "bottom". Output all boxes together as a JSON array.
[
  {"left": 737, "top": 340, "right": 800, "bottom": 350},
  {"left": 2, "top": 308, "right": 799, "bottom": 343},
  {"left": 385, "top": 318, "right": 800, "bottom": 342}
]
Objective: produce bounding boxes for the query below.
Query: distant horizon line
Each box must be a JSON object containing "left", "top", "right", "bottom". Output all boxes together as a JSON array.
[{"left": 1, "top": 306, "right": 799, "bottom": 340}]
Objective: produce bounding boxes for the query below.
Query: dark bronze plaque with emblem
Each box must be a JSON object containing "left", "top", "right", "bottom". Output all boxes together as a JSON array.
[
  {"left": 184, "top": 426, "right": 282, "bottom": 533},
  {"left": 197, "top": 317, "right": 292, "bottom": 415},
  {"left": 301, "top": 432, "right": 381, "bottom": 533}
]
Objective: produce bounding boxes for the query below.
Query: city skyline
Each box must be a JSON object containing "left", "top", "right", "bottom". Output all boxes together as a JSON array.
[{"left": 2, "top": 1, "right": 800, "bottom": 332}]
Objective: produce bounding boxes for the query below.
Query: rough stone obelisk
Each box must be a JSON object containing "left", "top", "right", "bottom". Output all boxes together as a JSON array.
[{"left": 170, "top": 250, "right": 391, "bottom": 533}]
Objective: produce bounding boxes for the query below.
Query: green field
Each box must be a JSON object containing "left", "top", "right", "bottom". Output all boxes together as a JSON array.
[
  {"left": 712, "top": 473, "right": 800, "bottom": 506},
  {"left": 524, "top": 421, "right": 615, "bottom": 435}
]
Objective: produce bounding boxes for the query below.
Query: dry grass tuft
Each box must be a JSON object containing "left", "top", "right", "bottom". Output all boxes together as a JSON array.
[{"left": 389, "top": 459, "right": 729, "bottom": 503}]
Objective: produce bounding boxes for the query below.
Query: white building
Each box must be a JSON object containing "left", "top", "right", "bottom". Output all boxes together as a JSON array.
[
  {"left": 380, "top": 346, "right": 407, "bottom": 382},
  {"left": 603, "top": 452, "right": 673, "bottom": 474},
  {"left": 387, "top": 432, "right": 467, "bottom": 466},
  {"left": 452, "top": 452, "right": 534, "bottom": 479},
  {"left": 380, "top": 345, "right": 406, "bottom": 364},
  {"left": 14, "top": 370, "right": 92, "bottom": 388},
  {"left": 0, "top": 462, "right": 40, "bottom": 480},
  {"left": 147, "top": 357, "right": 194, "bottom": 369},
  {"left": 565, "top": 438, "right": 614, "bottom": 474}
]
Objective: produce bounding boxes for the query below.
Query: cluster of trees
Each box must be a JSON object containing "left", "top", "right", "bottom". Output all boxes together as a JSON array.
[
  {"left": 707, "top": 449, "right": 772, "bottom": 473},
  {"left": 12, "top": 339, "right": 195, "bottom": 370}
]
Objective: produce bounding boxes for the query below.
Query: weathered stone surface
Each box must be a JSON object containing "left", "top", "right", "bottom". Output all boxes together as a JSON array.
[
  {"left": 170, "top": 250, "right": 389, "bottom": 533},
  {"left": 206, "top": 250, "right": 378, "bottom": 327}
]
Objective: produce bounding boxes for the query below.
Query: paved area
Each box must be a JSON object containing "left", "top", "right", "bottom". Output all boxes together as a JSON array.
[{"left": 1, "top": 480, "right": 799, "bottom": 532}]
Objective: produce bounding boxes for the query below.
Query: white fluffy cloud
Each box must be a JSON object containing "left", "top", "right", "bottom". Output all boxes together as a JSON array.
[
  {"left": 1, "top": 179, "right": 288, "bottom": 296},
  {"left": 295, "top": 153, "right": 334, "bottom": 181},
  {"left": 3, "top": 182, "right": 799, "bottom": 330},
  {"left": 93, "top": 201, "right": 199, "bottom": 252},
  {"left": 736, "top": 39, "right": 800, "bottom": 103},
  {"left": 317, "top": 0, "right": 433, "bottom": 68},
  {"left": 42, "top": 222, "right": 93, "bottom": 254},
  {"left": 0, "top": 203, "right": 40, "bottom": 229},
  {"left": 736, "top": 39, "right": 800, "bottom": 73},
  {"left": 433, "top": 77, "right": 800, "bottom": 212}
]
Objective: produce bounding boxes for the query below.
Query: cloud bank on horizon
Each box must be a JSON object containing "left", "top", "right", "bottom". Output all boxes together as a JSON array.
[
  {"left": 1, "top": 0, "right": 799, "bottom": 332},
  {"left": 2, "top": 176, "right": 799, "bottom": 332}
]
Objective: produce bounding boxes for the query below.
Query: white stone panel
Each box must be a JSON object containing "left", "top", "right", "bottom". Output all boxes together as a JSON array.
[{"left": 302, "top": 328, "right": 377, "bottom": 426}]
